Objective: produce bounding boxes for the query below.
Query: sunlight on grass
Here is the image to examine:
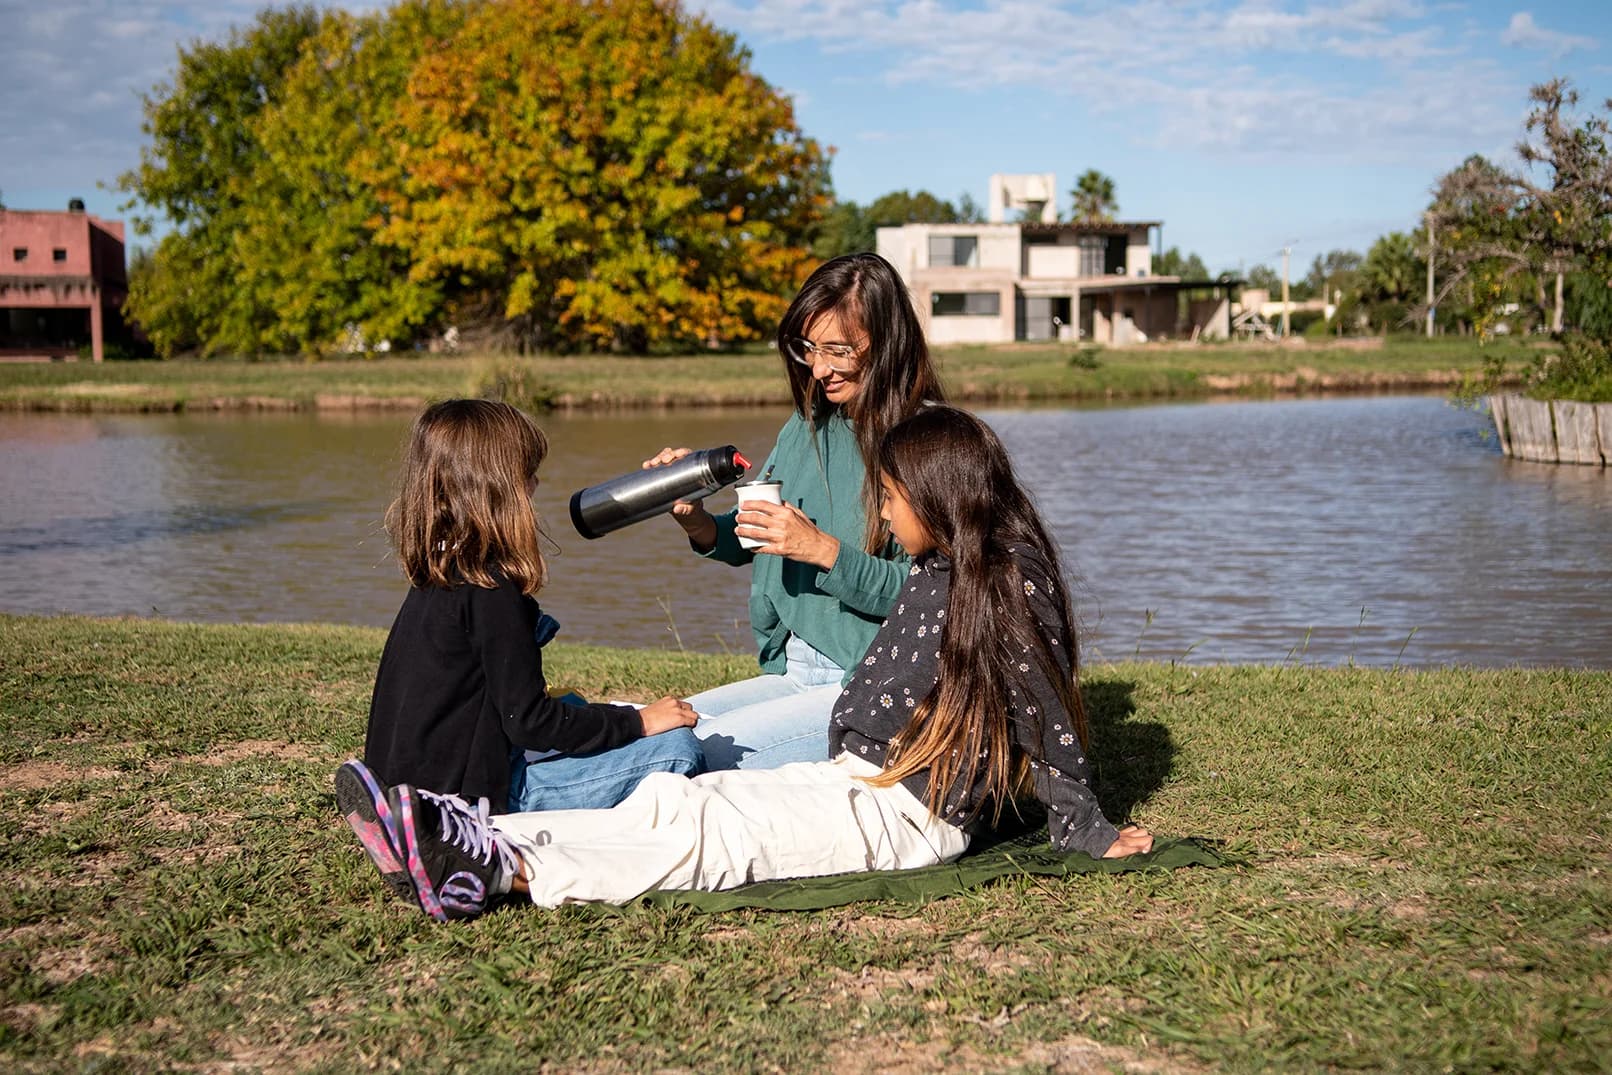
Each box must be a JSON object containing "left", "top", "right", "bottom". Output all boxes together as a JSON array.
[{"left": 1, "top": 613, "right": 1606, "bottom": 1069}]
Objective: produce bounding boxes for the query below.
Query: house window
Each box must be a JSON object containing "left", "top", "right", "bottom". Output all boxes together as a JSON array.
[
  {"left": 11, "top": 248, "right": 26, "bottom": 262},
  {"left": 932, "top": 291, "right": 1000, "bottom": 316},
  {"left": 1078, "top": 236, "right": 1106, "bottom": 276},
  {"left": 53, "top": 249, "right": 68, "bottom": 263},
  {"left": 927, "top": 235, "right": 979, "bottom": 268}
]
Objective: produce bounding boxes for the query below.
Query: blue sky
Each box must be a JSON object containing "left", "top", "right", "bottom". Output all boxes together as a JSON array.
[{"left": 2, "top": 0, "right": 1609, "bottom": 275}]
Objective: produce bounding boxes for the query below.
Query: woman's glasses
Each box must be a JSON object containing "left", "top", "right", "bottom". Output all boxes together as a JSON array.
[{"left": 786, "top": 337, "right": 861, "bottom": 375}]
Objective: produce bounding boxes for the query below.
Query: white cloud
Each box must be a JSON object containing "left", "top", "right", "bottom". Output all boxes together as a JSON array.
[
  {"left": 699, "top": 0, "right": 1514, "bottom": 161},
  {"left": 0, "top": 1, "right": 378, "bottom": 195},
  {"left": 1500, "top": 11, "right": 1597, "bottom": 57}
]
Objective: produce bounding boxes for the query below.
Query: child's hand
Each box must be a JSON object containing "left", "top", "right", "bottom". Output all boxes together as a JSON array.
[
  {"left": 1101, "top": 825, "right": 1154, "bottom": 859},
  {"left": 638, "top": 696, "right": 699, "bottom": 735}
]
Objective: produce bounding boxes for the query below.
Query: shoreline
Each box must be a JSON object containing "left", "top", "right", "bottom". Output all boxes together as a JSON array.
[{"left": 0, "top": 366, "right": 1496, "bottom": 415}]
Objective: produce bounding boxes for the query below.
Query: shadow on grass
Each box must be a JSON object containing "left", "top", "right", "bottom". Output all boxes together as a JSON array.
[{"left": 1084, "top": 677, "right": 1172, "bottom": 821}]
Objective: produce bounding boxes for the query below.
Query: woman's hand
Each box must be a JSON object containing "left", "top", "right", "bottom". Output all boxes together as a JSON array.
[
  {"left": 736, "top": 501, "right": 840, "bottom": 570},
  {"left": 1101, "top": 825, "right": 1154, "bottom": 859},
  {"left": 643, "top": 447, "right": 717, "bottom": 550},
  {"left": 638, "top": 696, "right": 698, "bottom": 735}
]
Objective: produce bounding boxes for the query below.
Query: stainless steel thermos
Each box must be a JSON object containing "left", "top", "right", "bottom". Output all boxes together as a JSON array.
[{"left": 569, "top": 446, "right": 751, "bottom": 539}]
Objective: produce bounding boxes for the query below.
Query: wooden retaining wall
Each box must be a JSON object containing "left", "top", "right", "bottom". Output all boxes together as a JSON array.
[{"left": 1488, "top": 394, "right": 1612, "bottom": 465}]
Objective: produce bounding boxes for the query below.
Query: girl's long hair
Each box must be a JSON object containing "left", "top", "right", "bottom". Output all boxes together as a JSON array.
[
  {"left": 387, "top": 399, "right": 549, "bottom": 595},
  {"left": 776, "top": 253, "right": 946, "bottom": 552},
  {"left": 868, "top": 406, "right": 1088, "bottom": 821}
]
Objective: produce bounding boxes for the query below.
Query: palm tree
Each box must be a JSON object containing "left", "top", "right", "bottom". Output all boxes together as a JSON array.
[{"left": 1070, "top": 169, "right": 1117, "bottom": 223}]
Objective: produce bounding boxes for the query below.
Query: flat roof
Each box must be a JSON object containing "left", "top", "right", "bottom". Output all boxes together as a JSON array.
[{"left": 1021, "top": 220, "right": 1162, "bottom": 236}]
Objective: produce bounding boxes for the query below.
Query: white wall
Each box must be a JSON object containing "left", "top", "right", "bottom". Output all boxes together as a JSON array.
[
  {"left": 1127, "top": 235, "right": 1152, "bottom": 277},
  {"left": 1026, "top": 245, "right": 1081, "bottom": 278}
]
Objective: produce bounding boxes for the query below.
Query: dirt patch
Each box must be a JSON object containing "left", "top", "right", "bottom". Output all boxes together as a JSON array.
[
  {"left": 828, "top": 962, "right": 939, "bottom": 1002},
  {"left": 0, "top": 1002, "right": 63, "bottom": 1037},
  {"left": 0, "top": 759, "right": 120, "bottom": 793},
  {"left": 2, "top": 921, "right": 121, "bottom": 987},
  {"left": 32, "top": 934, "right": 116, "bottom": 986},
  {"left": 949, "top": 933, "right": 1038, "bottom": 975},
  {"left": 843, "top": 914, "right": 932, "bottom": 941},
  {"left": 824, "top": 1029, "right": 1194, "bottom": 1074},
  {"left": 181, "top": 739, "right": 323, "bottom": 768}
]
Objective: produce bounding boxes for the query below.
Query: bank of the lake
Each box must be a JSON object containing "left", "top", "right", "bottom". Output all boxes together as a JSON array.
[
  {"left": 3, "top": 613, "right": 1607, "bottom": 1071},
  {"left": 0, "top": 336, "right": 1533, "bottom": 412}
]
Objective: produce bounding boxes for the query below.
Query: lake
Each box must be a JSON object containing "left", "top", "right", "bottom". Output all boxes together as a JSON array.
[{"left": 2, "top": 395, "right": 1608, "bottom": 668}]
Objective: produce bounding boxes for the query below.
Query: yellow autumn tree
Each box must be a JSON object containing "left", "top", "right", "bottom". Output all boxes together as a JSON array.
[{"left": 368, "top": 0, "right": 829, "bottom": 352}]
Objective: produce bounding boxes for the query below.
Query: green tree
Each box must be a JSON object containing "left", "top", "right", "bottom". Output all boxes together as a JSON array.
[
  {"left": 811, "top": 200, "right": 869, "bottom": 261},
  {"left": 1244, "top": 264, "right": 1281, "bottom": 292},
  {"left": 117, "top": 5, "right": 324, "bottom": 356},
  {"left": 1154, "top": 246, "right": 1209, "bottom": 280},
  {"left": 812, "top": 189, "right": 962, "bottom": 259},
  {"left": 1358, "top": 232, "right": 1425, "bottom": 332},
  {"left": 1429, "top": 79, "right": 1612, "bottom": 339},
  {"left": 231, "top": 0, "right": 469, "bottom": 355},
  {"left": 1304, "top": 250, "right": 1363, "bottom": 303},
  {"left": 373, "top": 0, "right": 827, "bottom": 352},
  {"left": 1070, "top": 169, "right": 1117, "bottom": 223},
  {"left": 955, "top": 190, "right": 985, "bottom": 223}
]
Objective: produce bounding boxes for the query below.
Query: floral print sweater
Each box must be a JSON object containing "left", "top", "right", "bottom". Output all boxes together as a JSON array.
[{"left": 828, "top": 546, "right": 1121, "bottom": 857}]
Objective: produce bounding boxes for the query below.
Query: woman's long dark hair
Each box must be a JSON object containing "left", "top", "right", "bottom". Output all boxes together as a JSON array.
[
  {"left": 868, "top": 406, "right": 1087, "bottom": 821},
  {"left": 776, "top": 253, "right": 945, "bottom": 552}
]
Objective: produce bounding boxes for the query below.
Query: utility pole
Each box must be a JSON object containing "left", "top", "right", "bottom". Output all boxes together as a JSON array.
[
  {"left": 1425, "top": 212, "right": 1436, "bottom": 338},
  {"left": 1280, "top": 245, "right": 1292, "bottom": 338}
]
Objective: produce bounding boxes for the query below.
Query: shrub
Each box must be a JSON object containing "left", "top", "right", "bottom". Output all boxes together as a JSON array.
[
  {"left": 467, "top": 357, "right": 557, "bottom": 411},
  {"left": 1534, "top": 334, "right": 1612, "bottom": 402}
]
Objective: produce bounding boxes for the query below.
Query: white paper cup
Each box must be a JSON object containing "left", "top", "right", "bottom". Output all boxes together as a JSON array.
[{"left": 735, "top": 480, "right": 783, "bottom": 549}]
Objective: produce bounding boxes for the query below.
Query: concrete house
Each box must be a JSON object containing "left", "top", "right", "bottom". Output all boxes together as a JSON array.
[
  {"left": 875, "top": 175, "right": 1235, "bottom": 346},
  {"left": 0, "top": 200, "right": 128, "bottom": 362}
]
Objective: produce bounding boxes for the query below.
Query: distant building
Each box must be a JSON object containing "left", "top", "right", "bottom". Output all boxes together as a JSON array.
[
  {"left": 876, "top": 176, "right": 1238, "bottom": 345},
  {"left": 0, "top": 200, "right": 128, "bottom": 362}
]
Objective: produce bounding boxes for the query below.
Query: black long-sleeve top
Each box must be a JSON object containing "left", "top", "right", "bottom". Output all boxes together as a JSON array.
[
  {"left": 828, "top": 546, "right": 1120, "bottom": 857},
  {"left": 364, "top": 574, "right": 643, "bottom": 811}
]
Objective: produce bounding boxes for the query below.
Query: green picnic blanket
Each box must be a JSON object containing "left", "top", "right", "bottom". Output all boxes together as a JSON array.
[{"left": 632, "top": 829, "right": 1227, "bottom": 913}]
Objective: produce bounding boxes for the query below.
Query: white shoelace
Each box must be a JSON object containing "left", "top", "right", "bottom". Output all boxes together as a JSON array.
[{"left": 418, "top": 789, "right": 519, "bottom": 878}]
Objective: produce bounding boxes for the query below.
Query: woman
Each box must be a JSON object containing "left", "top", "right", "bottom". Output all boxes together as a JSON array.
[{"left": 644, "top": 252, "right": 945, "bottom": 769}]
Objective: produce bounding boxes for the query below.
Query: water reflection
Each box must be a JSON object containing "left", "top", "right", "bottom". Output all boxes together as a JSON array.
[{"left": 1, "top": 397, "right": 1607, "bottom": 668}]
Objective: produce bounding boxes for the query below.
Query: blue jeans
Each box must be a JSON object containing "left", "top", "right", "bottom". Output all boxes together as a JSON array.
[
  {"left": 507, "top": 709, "right": 704, "bottom": 812},
  {"left": 689, "top": 635, "right": 844, "bottom": 771}
]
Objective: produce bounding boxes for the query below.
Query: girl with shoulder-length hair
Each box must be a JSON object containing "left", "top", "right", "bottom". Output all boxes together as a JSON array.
[
  {"left": 343, "top": 401, "right": 704, "bottom": 894},
  {"left": 387, "top": 397, "right": 551, "bottom": 595},
  {"left": 337, "top": 404, "right": 1151, "bottom": 922},
  {"left": 642, "top": 252, "right": 946, "bottom": 771}
]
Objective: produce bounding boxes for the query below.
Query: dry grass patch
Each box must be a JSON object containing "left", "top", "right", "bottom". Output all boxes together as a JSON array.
[
  {"left": 0, "top": 760, "right": 119, "bottom": 793},
  {"left": 3, "top": 922, "right": 121, "bottom": 986},
  {"left": 825, "top": 1026, "right": 1193, "bottom": 1074}
]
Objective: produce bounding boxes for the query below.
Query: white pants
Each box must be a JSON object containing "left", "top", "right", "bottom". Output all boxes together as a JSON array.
[{"left": 491, "top": 754, "right": 970, "bottom": 907}]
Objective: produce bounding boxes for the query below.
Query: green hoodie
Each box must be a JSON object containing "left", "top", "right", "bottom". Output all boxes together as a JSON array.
[{"left": 702, "top": 409, "right": 910, "bottom": 681}]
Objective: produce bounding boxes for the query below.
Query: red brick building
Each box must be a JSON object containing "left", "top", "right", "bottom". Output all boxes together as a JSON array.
[{"left": 0, "top": 200, "right": 129, "bottom": 362}]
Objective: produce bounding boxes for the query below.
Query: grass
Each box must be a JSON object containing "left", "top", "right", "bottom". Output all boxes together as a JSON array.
[
  {"left": 0, "top": 337, "right": 1539, "bottom": 413},
  {"left": 2, "top": 613, "right": 1608, "bottom": 1071}
]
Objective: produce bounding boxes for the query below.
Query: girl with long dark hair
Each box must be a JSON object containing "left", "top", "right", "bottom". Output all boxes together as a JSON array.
[{"left": 339, "top": 405, "right": 1151, "bottom": 920}]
